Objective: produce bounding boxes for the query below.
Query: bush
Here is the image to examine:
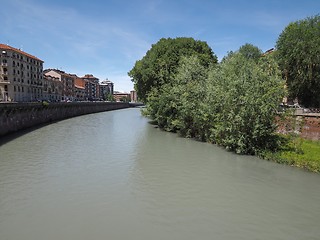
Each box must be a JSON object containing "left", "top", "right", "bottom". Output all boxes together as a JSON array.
[
  {"left": 144, "top": 51, "right": 286, "bottom": 155},
  {"left": 207, "top": 53, "right": 285, "bottom": 154}
]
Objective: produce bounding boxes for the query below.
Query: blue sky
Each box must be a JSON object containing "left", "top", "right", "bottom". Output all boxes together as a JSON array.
[{"left": 1, "top": 0, "right": 319, "bottom": 92}]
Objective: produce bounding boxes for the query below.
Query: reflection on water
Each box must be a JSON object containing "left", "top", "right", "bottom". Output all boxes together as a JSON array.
[{"left": 0, "top": 108, "right": 320, "bottom": 240}]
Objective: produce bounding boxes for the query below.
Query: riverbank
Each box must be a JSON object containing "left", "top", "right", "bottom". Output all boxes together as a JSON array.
[
  {"left": 0, "top": 102, "right": 130, "bottom": 137},
  {"left": 261, "top": 135, "right": 320, "bottom": 173},
  {"left": 265, "top": 113, "right": 320, "bottom": 172}
]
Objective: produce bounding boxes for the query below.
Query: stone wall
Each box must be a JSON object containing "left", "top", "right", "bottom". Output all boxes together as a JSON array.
[
  {"left": 0, "top": 102, "right": 130, "bottom": 137},
  {"left": 276, "top": 115, "right": 320, "bottom": 141},
  {"left": 300, "top": 117, "right": 320, "bottom": 140}
]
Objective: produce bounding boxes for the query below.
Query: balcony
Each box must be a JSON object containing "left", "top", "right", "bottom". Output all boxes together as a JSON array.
[{"left": 0, "top": 76, "right": 10, "bottom": 83}]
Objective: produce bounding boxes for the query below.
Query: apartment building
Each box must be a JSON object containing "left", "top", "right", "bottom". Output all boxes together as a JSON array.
[
  {"left": 44, "top": 69, "right": 75, "bottom": 101},
  {"left": 0, "top": 44, "right": 121, "bottom": 102},
  {"left": 74, "top": 77, "right": 87, "bottom": 101},
  {"left": 0, "top": 44, "right": 44, "bottom": 102},
  {"left": 99, "top": 80, "right": 114, "bottom": 100},
  {"left": 43, "top": 74, "right": 63, "bottom": 102},
  {"left": 113, "top": 92, "right": 131, "bottom": 102},
  {"left": 81, "top": 74, "right": 99, "bottom": 100}
]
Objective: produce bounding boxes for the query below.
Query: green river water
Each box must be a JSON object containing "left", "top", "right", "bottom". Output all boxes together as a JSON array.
[{"left": 0, "top": 108, "right": 319, "bottom": 240}]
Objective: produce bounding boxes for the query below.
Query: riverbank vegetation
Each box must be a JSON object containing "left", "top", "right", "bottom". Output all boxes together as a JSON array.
[
  {"left": 129, "top": 15, "right": 320, "bottom": 172},
  {"left": 262, "top": 135, "right": 320, "bottom": 172},
  {"left": 144, "top": 51, "right": 285, "bottom": 155},
  {"left": 128, "top": 38, "right": 217, "bottom": 103},
  {"left": 276, "top": 15, "right": 320, "bottom": 108}
]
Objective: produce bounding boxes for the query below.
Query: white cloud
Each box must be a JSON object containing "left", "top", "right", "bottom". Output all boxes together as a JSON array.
[{"left": 2, "top": 0, "right": 149, "bottom": 92}]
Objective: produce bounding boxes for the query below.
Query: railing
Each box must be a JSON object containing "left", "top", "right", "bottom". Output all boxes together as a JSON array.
[
  {"left": 295, "top": 108, "right": 320, "bottom": 117},
  {"left": 0, "top": 80, "right": 10, "bottom": 83},
  {"left": 308, "top": 108, "right": 320, "bottom": 113}
]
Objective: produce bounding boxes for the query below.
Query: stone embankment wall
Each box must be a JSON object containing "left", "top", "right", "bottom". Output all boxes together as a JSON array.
[
  {"left": 277, "top": 113, "right": 320, "bottom": 141},
  {"left": 0, "top": 102, "right": 130, "bottom": 137},
  {"left": 299, "top": 117, "right": 320, "bottom": 140}
]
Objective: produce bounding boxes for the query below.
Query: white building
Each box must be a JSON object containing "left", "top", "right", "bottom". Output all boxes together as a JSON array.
[{"left": 0, "top": 44, "right": 44, "bottom": 102}]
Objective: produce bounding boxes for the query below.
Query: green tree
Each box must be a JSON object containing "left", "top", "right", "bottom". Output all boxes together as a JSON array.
[
  {"left": 128, "top": 37, "right": 217, "bottom": 102},
  {"left": 238, "top": 43, "right": 262, "bottom": 61},
  {"left": 143, "top": 56, "right": 209, "bottom": 136},
  {"left": 276, "top": 15, "right": 320, "bottom": 107},
  {"left": 120, "top": 96, "right": 130, "bottom": 102},
  {"left": 207, "top": 52, "right": 285, "bottom": 154},
  {"left": 105, "top": 93, "right": 115, "bottom": 102},
  {"left": 171, "top": 56, "right": 210, "bottom": 140},
  {"left": 143, "top": 44, "right": 285, "bottom": 155}
]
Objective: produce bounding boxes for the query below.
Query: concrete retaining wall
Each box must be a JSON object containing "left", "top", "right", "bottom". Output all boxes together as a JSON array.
[{"left": 0, "top": 102, "right": 130, "bottom": 137}]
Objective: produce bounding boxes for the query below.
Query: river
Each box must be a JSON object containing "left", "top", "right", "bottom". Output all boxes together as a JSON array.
[{"left": 0, "top": 108, "right": 319, "bottom": 240}]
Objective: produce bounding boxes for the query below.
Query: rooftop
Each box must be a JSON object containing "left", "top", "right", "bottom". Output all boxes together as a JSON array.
[
  {"left": 82, "top": 74, "right": 99, "bottom": 80},
  {"left": 0, "top": 43, "right": 43, "bottom": 62}
]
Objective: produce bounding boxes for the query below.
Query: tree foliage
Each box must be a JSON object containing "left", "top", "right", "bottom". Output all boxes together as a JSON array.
[
  {"left": 207, "top": 52, "right": 285, "bottom": 154},
  {"left": 128, "top": 37, "right": 217, "bottom": 102},
  {"left": 144, "top": 56, "right": 209, "bottom": 137},
  {"left": 238, "top": 43, "right": 262, "bottom": 61},
  {"left": 105, "top": 93, "right": 115, "bottom": 102},
  {"left": 276, "top": 15, "right": 320, "bottom": 107},
  {"left": 143, "top": 48, "right": 286, "bottom": 155}
]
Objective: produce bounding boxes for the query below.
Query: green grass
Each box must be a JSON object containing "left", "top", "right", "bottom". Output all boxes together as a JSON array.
[{"left": 262, "top": 135, "right": 320, "bottom": 173}]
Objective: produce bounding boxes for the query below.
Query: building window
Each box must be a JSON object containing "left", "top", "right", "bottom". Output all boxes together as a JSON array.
[{"left": 14, "top": 86, "right": 16, "bottom": 92}]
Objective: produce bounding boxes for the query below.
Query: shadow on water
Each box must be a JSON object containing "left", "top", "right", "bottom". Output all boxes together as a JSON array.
[
  {"left": 0, "top": 122, "right": 57, "bottom": 146},
  {"left": 0, "top": 111, "right": 107, "bottom": 146}
]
